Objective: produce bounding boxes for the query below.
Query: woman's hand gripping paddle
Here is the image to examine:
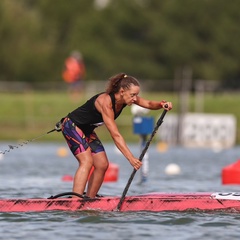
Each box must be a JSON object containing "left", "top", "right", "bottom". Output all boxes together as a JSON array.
[{"left": 116, "top": 108, "right": 168, "bottom": 211}]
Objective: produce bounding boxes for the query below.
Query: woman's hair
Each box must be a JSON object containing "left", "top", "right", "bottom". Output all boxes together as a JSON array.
[{"left": 105, "top": 73, "right": 140, "bottom": 94}]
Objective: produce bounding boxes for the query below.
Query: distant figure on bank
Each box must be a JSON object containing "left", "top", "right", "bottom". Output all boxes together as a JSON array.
[
  {"left": 55, "top": 73, "right": 173, "bottom": 198},
  {"left": 62, "top": 51, "right": 86, "bottom": 100}
]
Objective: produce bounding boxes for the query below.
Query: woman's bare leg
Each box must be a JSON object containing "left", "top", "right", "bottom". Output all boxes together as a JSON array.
[
  {"left": 73, "top": 148, "right": 93, "bottom": 196},
  {"left": 86, "top": 151, "right": 109, "bottom": 198}
]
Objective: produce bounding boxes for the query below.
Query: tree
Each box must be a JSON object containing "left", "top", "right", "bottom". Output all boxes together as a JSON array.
[{"left": 0, "top": 0, "right": 240, "bottom": 89}]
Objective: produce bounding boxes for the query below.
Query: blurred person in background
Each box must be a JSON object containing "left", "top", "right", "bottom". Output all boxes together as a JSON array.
[{"left": 62, "top": 51, "right": 86, "bottom": 101}]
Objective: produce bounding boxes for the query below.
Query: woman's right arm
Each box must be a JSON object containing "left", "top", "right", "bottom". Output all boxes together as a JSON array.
[{"left": 95, "top": 94, "right": 142, "bottom": 170}]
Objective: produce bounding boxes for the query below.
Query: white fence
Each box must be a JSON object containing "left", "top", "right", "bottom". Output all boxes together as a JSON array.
[{"left": 158, "top": 113, "right": 237, "bottom": 148}]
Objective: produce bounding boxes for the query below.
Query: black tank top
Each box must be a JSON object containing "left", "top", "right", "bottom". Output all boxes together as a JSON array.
[{"left": 68, "top": 92, "right": 126, "bottom": 134}]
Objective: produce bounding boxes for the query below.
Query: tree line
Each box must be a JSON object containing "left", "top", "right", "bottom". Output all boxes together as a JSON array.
[{"left": 0, "top": 0, "right": 240, "bottom": 90}]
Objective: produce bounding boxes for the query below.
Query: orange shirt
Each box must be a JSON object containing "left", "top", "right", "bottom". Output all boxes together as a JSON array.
[{"left": 62, "top": 57, "right": 85, "bottom": 83}]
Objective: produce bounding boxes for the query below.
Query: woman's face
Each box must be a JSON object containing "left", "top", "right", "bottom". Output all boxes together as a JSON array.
[{"left": 121, "top": 85, "right": 140, "bottom": 106}]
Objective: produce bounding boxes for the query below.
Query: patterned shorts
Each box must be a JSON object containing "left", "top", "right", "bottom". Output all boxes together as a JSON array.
[{"left": 61, "top": 118, "right": 105, "bottom": 156}]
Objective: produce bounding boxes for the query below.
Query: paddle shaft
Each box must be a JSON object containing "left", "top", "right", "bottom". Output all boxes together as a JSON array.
[{"left": 116, "top": 109, "right": 168, "bottom": 211}]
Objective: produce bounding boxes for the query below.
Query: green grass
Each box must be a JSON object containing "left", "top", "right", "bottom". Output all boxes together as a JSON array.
[{"left": 0, "top": 91, "right": 239, "bottom": 144}]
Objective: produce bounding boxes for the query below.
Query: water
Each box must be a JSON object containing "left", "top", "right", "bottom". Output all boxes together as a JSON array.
[{"left": 0, "top": 142, "right": 240, "bottom": 240}]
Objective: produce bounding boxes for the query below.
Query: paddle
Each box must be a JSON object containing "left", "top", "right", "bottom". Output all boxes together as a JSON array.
[{"left": 116, "top": 108, "right": 168, "bottom": 211}]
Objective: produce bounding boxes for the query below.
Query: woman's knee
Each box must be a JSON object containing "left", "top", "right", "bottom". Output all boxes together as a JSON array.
[
  {"left": 95, "top": 160, "right": 109, "bottom": 172},
  {"left": 102, "top": 161, "right": 109, "bottom": 172},
  {"left": 75, "top": 151, "right": 93, "bottom": 167}
]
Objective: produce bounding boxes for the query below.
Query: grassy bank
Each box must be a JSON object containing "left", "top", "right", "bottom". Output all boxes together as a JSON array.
[{"left": 0, "top": 91, "right": 239, "bottom": 144}]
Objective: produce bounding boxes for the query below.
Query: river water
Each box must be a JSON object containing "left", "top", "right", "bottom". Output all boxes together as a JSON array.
[{"left": 0, "top": 142, "right": 240, "bottom": 240}]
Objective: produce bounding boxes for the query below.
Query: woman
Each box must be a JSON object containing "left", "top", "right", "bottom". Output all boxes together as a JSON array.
[{"left": 57, "top": 73, "right": 172, "bottom": 198}]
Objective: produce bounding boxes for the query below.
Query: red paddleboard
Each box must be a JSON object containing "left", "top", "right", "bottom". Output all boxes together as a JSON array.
[{"left": 1, "top": 192, "right": 240, "bottom": 213}]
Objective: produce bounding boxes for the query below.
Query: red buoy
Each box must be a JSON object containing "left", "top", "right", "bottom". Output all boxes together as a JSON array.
[
  {"left": 103, "top": 162, "right": 119, "bottom": 182},
  {"left": 222, "top": 160, "right": 240, "bottom": 184},
  {"left": 61, "top": 175, "right": 74, "bottom": 182},
  {"left": 89, "top": 162, "right": 119, "bottom": 182},
  {"left": 63, "top": 162, "right": 119, "bottom": 182}
]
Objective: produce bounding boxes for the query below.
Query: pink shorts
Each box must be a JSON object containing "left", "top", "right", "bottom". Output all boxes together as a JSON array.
[{"left": 61, "top": 118, "right": 105, "bottom": 156}]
